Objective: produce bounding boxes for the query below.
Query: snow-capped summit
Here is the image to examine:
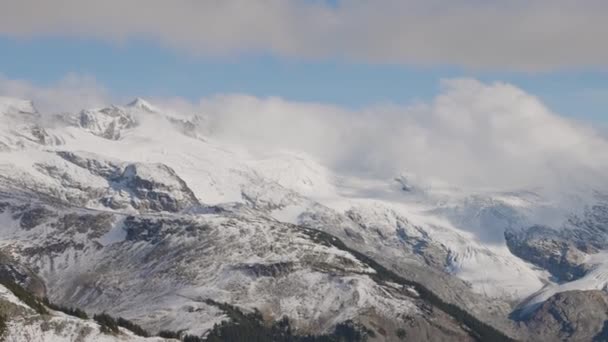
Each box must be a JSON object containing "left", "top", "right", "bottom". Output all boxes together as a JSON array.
[
  {"left": 126, "top": 97, "right": 158, "bottom": 113},
  {"left": 74, "top": 104, "right": 138, "bottom": 140}
]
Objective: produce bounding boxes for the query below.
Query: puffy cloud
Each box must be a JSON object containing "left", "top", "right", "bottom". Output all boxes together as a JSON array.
[
  {"left": 194, "top": 79, "right": 608, "bottom": 189},
  {"left": 1, "top": 0, "right": 607, "bottom": 70}
]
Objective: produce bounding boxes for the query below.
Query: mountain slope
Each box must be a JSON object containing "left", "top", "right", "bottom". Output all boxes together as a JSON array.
[
  {"left": 0, "top": 282, "right": 168, "bottom": 341},
  {"left": 1, "top": 96, "right": 608, "bottom": 340}
]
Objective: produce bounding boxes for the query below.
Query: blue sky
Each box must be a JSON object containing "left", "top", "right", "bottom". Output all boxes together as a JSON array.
[
  {"left": 0, "top": 1, "right": 607, "bottom": 121},
  {"left": 1, "top": 37, "right": 606, "bottom": 121}
]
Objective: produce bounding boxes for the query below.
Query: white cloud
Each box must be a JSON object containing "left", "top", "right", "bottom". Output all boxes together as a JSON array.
[
  {"left": 192, "top": 79, "right": 608, "bottom": 189},
  {"left": 0, "top": 73, "right": 111, "bottom": 113},
  {"left": 1, "top": 0, "right": 607, "bottom": 70}
]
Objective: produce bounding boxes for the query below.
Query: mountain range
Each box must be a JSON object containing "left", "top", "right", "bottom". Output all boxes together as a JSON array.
[{"left": 1, "top": 96, "right": 608, "bottom": 341}]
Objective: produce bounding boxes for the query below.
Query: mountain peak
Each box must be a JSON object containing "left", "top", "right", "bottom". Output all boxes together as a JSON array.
[{"left": 126, "top": 97, "right": 157, "bottom": 112}]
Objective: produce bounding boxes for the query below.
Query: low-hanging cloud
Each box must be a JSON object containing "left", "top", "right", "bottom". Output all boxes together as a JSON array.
[
  {"left": 1, "top": 0, "right": 608, "bottom": 71},
  {"left": 196, "top": 80, "right": 608, "bottom": 190},
  {"left": 1, "top": 74, "right": 607, "bottom": 190}
]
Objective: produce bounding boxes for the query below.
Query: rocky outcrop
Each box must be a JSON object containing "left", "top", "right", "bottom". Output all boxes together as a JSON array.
[
  {"left": 523, "top": 290, "right": 608, "bottom": 341},
  {"left": 15, "top": 206, "right": 57, "bottom": 230},
  {"left": 55, "top": 151, "right": 200, "bottom": 212},
  {"left": 505, "top": 226, "right": 590, "bottom": 281},
  {"left": 56, "top": 151, "right": 122, "bottom": 178},
  {"left": 108, "top": 163, "right": 199, "bottom": 212},
  {"left": 0, "top": 252, "right": 46, "bottom": 297},
  {"left": 77, "top": 106, "right": 137, "bottom": 140}
]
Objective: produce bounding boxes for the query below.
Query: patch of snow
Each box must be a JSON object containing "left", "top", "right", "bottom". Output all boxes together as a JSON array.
[
  {"left": 98, "top": 219, "right": 128, "bottom": 246},
  {"left": 271, "top": 204, "right": 307, "bottom": 224}
]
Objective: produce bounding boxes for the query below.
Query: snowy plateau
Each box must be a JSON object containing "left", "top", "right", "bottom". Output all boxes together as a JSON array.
[{"left": 1, "top": 96, "right": 608, "bottom": 341}]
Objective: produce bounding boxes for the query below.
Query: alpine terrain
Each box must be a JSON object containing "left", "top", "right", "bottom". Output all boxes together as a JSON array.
[{"left": 1, "top": 96, "right": 608, "bottom": 342}]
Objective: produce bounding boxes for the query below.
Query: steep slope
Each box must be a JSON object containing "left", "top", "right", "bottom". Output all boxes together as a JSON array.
[{"left": 0, "top": 282, "right": 168, "bottom": 341}]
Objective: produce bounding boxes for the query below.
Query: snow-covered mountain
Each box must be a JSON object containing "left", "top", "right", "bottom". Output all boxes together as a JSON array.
[{"left": 1, "top": 96, "right": 608, "bottom": 341}]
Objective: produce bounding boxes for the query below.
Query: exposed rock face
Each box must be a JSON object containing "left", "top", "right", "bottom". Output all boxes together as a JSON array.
[
  {"left": 77, "top": 106, "right": 137, "bottom": 140},
  {"left": 15, "top": 206, "right": 57, "bottom": 230},
  {"left": 56, "top": 151, "right": 122, "bottom": 178},
  {"left": 524, "top": 290, "right": 608, "bottom": 341},
  {"left": 109, "top": 163, "right": 200, "bottom": 212},
  {"left": 54, "top": 151, "right": 200, "bottom": 212},
  {"left": 505, "top": 226, "right": 590, "bottom": 281},
  {"left": 345, "top": 207, "right": 450, "bottom": 270},
  {"left": 0, "top": 252, "right": 47, "bottom": 297}
]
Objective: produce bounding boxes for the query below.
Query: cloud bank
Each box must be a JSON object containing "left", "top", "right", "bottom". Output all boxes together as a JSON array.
[
  {"left": 1, "top": 0, "right": 607, "bottom": 70},
  {"left": 1, "top": 74, "right": 607, "bottom": 190},
  {"left": 197, "top": 80, "right": 608, "bottom": 190}
]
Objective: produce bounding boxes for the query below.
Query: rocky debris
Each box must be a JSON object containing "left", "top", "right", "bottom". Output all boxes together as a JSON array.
[
  {"left": 523, "top": 290, "right": 608, "bottom": 341},
  {"left": 505, "top": 226, "right": 590, "bottom": 281}
]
